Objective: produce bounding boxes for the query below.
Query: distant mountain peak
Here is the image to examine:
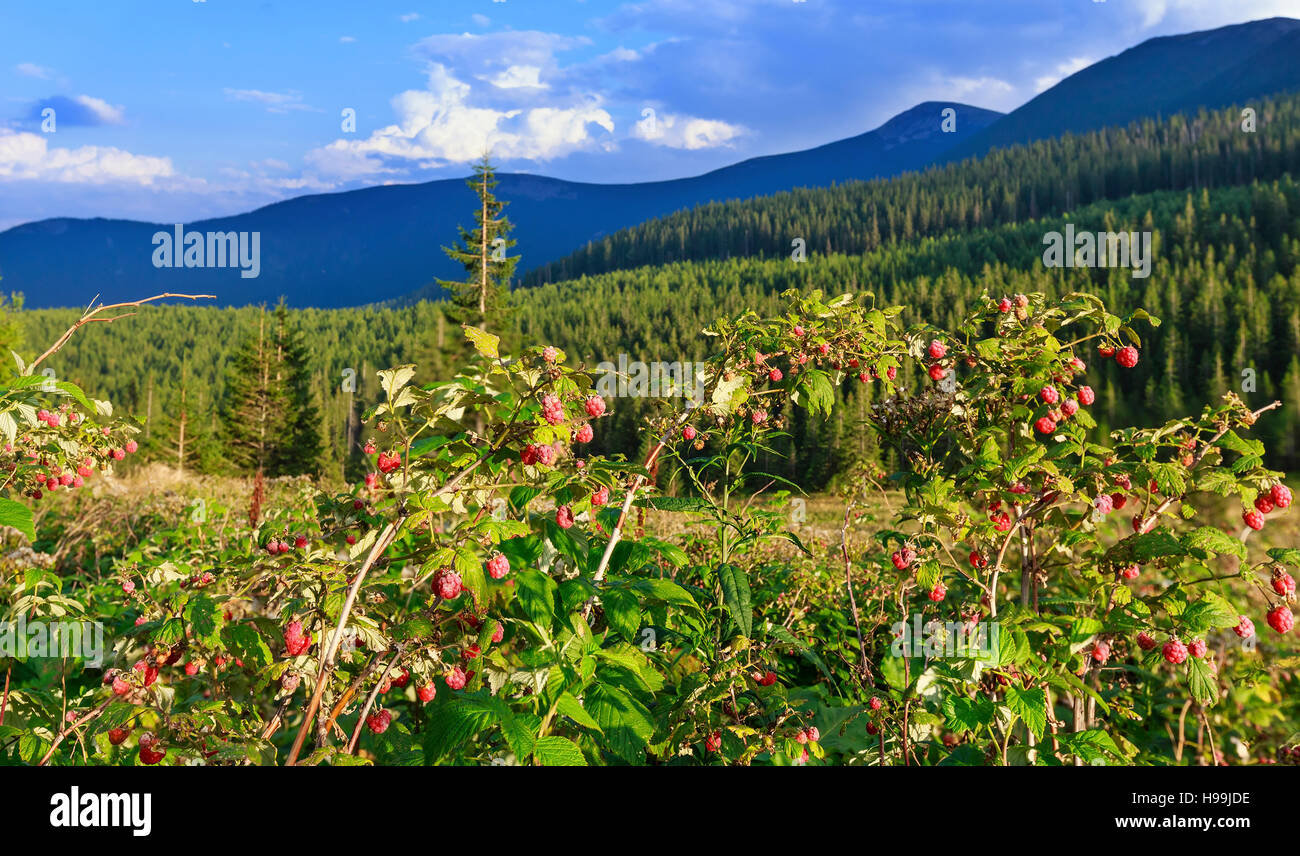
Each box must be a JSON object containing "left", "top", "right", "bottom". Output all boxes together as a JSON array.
[{"left": 873, "top": 101, "right": 1001, "bottom": 148}]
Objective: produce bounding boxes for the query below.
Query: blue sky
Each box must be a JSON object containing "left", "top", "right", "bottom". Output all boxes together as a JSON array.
[{"left": 2, "top": 0, "right": 1297, "bottom": 229}]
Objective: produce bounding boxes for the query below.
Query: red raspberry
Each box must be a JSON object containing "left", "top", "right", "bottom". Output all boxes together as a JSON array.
[
  {"left": 1188, "top": 638, "right": 1207, "bottom": 658},
  {"left": 584, "top": 396, "right": 606, "bottom": 418},
  {"left": 928, "top": 363, "right": 947, "bottom": 381},
  {"left": 125, "top": 440, "right": 138, "bottom": 454},
  {"left": 1061, "top": 398, "right": 1078, "bottom": 417},
  {"left": 705, "top": 731, "right": 722, "bottom": 752},
  {"left": 991, "top": 511, "right": 1012, "bottom": 532},
  {"left": 1272, "top": 569, "right": 1296, "bottom": 597},
  {"left": 542, "top": 346, "right": 558, "bottom": 363},
  {"left": 435, "top": 570, "right": 462, "bottom": 600},
  {"left": 1098, "top": 345, "right": 1115, "bottom": 358},
  {"left": 392, "top": 667, "right": 410, "bottom": 688},
  {"left": 121, "top": 579, "right": 135, "bottom": 594},
  {"left": 366, "top": 709, "right": 392, "bottom": 734},
  {"left": 108, "top": 727, "right": 130, "bottom": 746},
  {"left": 364, "top": 441, "right": 376, "bottom": 455},
  {"left": 866, "top": 722, "right": 880, "bottom": 736},
  {"left": 757, "top": 670, "right": 778, "bottom": 686},
  {"left": 112, "top": 676, "right": 131, "bottom": 695},
  {"left": 1121, "top": 564, "right": 1139, "bottom": 580},
  {"left": 1069, "top": 357, "right": 1086, "bottom": 372},
  {"left": 818, "top": 343, "right": 831, "bottom": 356},
  {"left": 556, "top": 505, "right": 575, "bottom": 529},
  {"left": 890, "top": 548, "right": 916, "bottom": 570},
  {"left": 682, "top": 425, "right": 697, "bottom": 441},
  {"left": 1137, "top": 631, "right": 1157, "bottom": 651},
  {"left": 1034, "top": 416, "right": 1056, "bottom": 435},
  {"left": 345, "top": 533, "right": 357, "bottom": 545},
  {"left": 574, "top": 424, "right": 594, "bottom": 444},
  {"left": 364, "top": 472, "right": 379, "bottom": 490},
  {"left": 417, "top": 683, "right": 437, "bottom": 703},
  {"left": 1243, "top": 510, "right": 1265, "bottom": 531},
  {"left": 184, "top": 661, "right": 200, "bottom": 676},
  {"left": 541, "top": 394, "right": 564, "bottom": 425},
  {"left": 1115, "top": 346, "right": 1139, "bottom": 368},
  {"left": 1077, "top": 386, "right": 1095, "bottom": 406},
  {"left": 869, "top": 696, "right": 882, "bottom": 710},
  {"left": 968, "top": 551, "right": 986, "bottom": 568},
  {"left": 487, "top": 553, "right": 510, "bottom": 580},
  {"left": 804, "top": 726, "right": 819, "bottom": 742},
  {"left": 768, "top": 368, "right": 783, "bottom": 382},
  {"left": 445, "top": 667, "right": 467, "bottom": 690},
  {"left": 928, "top": 583, "right": 946, "bottom": 602},
  {"left": 376, "top": 452, "right": 402, "bottom": 473},
  {"left": 1267, "top": 606, "right": 1293, "bottom": 634},
  {"left": 132, "top": 660, "right": 159, "bottom": 687},
  {"left": 591, "top": 485, "right": 609, "bottom": 507},
  {"left": 1255, "top": 495, "right": 1275, "bottom": 514},
  {"left": 1091, "top": 641, "right": 1110, "bottom": 664},
  {"left": 927, "top": 340, "right": 947, "bottom": 360},
  {"left": 1233, "top": 616, "right": 1256, "bottom": 638},
  {"left": 1162, "top": 639, "right": 1188, "bottom": 665},
  {"left": 792, "top": 325, "right": 805, "bottom": 337},
  {"left": 490, "top": 622, "right": 504, "bottom": 644},
  {"left": 1111, "top": 492, "right": 1128, "bottom": 509},
  {"left": 997, "top": 298, "right": 1012, "bottom": 312},
  {"left": 886, "top": 366, "right": 897, "bottom": 381},
  {"left": 750, "top": 409, "right": 768, "bottom": 425},
  {"left": 1039, "top": 385, "right": 1059, "bottom": 405},
  {"left": 138, "top": 737, "right": 166, "bottom": 765},
  {"left": 1271, "top": 484, "right": 1293, "bottom": 508}
]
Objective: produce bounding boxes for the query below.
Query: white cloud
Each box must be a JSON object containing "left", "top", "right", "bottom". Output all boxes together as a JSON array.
[
  {"left": 1128, "top": 0, "right": 1300, "bottom": 29},
  {"left": 399, "top": 12, "right": 420, "bottom": 22},
  {"left": 223, "top": 88, "right": 317, "bottom": 113},
  {"left": 339, "top": 35, "right": 356, "bottom": 44},
  {"left": 15, "top": 62, "right": 53, "bottom": 79},
  {"left": 633, "top": 110, "right": 746, "bottom": 149},
  {"left": 73, "top": 95, "right": 126, "bottom": 125},
  {"left": 0, "top": 129, "right": 175, "bottom": 184},
  {"left": 1034, "top": 56, "right": 1095, "bottom": 93},
  {"left": 486, "top": 65, "right": 548, "bottom": 90},
  {"left": 471, "top": 13, "right": 490, "bottom": 27}
]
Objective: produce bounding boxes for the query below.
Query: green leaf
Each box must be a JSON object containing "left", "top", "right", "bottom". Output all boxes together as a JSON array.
[
  {"left": 514, "top": 569, "right": 558, "bottom": 627},
  {"left": 555, "top": 692, "right": 603, "bottom": 733},
  {"left": 793, "top": 369, "right": 834, "bottom": 417},
  {"left": 1181, "top": 526, "right": 1246, "bottom": 560},
  {"left": 716, "top": 563, "right": 753, "bottom": 638},
  {"left": 423, "top": 697, "right": 500, "bottom": 762},
  {"left": 462, "top": 326, "right": 500, "bottom": 359},
  {"left": 941, "top": 694, "right": 995, "bottom": 733},
  {"left": 0, "top": 497, "right": 35, "bottom": 542},
  {"left": 533, "top": 735, "right": 588, "bottom": 766},
  {"left": 184, "top": 594, "right": 224, "bottom": 645},
  {"left": 600, "top": 587, "right": 642, "bottom": 642},
  {"left": 1004, "top": 686, "right": 1047, "bottom": 739},
  {"left": 1187, "top": 657, "right": 1218, "bottom": 706}
]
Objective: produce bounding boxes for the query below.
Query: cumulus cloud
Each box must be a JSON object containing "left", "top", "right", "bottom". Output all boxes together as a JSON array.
[
  {"left": 1034, "top": 56, "right": 1095, "bottom": 93},
  {"left": 633, "top": 109, "right": 746, "bottom": 149},
  {"left": 399, "top": 12, "right": 420, "bottom": 22},
  {"left": 224, "top": 88, "right": 318, "bottom": 113},
  {"left": 0, "top": 129, "right": 174, "bottom": 184},
  {"left": 16, "top": 62, "right": 54, "bottom": 79},
  {"left": 25, "top": 95, "right": 126, "bottom": 127},
  {"left": 1128, "top": 0, "right": 1300, "bottom": 29}
]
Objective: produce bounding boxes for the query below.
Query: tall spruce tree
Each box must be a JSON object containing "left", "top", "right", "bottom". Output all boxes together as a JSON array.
[
  {"left": 270, "top": 300, "right": 324, "bottom": 477},
  {"left": 436, "top": 155, "right": 518, "bottom": 331}
]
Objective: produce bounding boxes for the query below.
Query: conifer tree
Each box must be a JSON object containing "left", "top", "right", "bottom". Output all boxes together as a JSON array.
[{"left": 436, "top": 155, "right": 518, "bottom": 331}]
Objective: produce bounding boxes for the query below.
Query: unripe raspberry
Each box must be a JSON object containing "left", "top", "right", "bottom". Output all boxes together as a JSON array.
[
  {"left": 541, "top": 394, "right": 564, "bottom": 425},
  {"left": 1267, "top": 606, "right": 1293, "bottom": 634},
  {"left": 1094, "top": 494, "right": 1114, "bottom": 515},
  {"left": 435, "top": 569, "right": 462, "bottom": 600},
  {"left": 1091, "top": 641, "right": 1110, "bottom": 664},
  {"left": 121, "top": 578, "right": 135, "bottom": 594},
  {"left": 1271, "top": 483, "right": 1292, "bottom": 508},
  {"left": 417, "top": 682, "right": 437, "bottom": 703},
  {"left": 445, "top": 667, "right": 467, "bottom": 690},
  {"left": 542, "top": 346, "right": 558, "bottom": 363},
  {"left": 927, "top": 340, "right": 946, "bottom": 360},
  {"left": 1013, "top": 294, "right": 1028, "bottom": 308},
  {"left": 928, "top": 583, "right": 946, "bottom": 602},
  {"left": 1115, "top": 345, "right": 1139, "bottom": 368},
  {"left": 584, "top": 396, "right": 606, "bottom": 418},
  {"left": 795, "top": 729, "right": 809, "bottom": 744},
  {"left": 682, "top": 425, "right": 697, "bottom": 441},
  {"left": 1255, "top": 495, "right": 1274, "bottom": 514},
  {"left": 1233, "top": 616, "right": 1256, "bottom": 638},
  {"left": 890, "top": 548, "right": 916, "bottom": 570},
  {"left": 1188, "top": 638, "right": 1207, "bottom": 658},
  {"left": 1039, "top": 385, "right": 1059, "bottom": 405},
  {"left": 1137, "top": 631, "right": 1157, "bottom": 651},
  {"left": 487, "top": 553, "right": 510, "bottom": 580},
  {"left": 574, "top": 424, "right": 594, "bottom": 444},
  {"left": 1034, "top": 416, "right": 1056, "bottom": 435},
  {"left": 928, "top": 363, "right": 947, "bottom": 381},
  {"left": 768, "top": 368, "right": 783, "bottom": 382},
  {"left": 1077, "top": 386, "right": 1095, "bottom": 406},
  {"left": 281, "top": 672, "right": 301, "bottom": 692},
  {"left": 366, "top": 709, "right": 392, "bottom": 734},
  {"left": 1162, "top": 638, "right": 1188, "bottom": 665},
  {"left": 1243, "top": 510, "right": 1265, "bottom": 531},
  {"left": 556, "top": 505, "right": 575, "bottom": 529}
]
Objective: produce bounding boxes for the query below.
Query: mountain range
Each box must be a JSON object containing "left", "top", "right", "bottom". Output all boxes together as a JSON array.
[{"left": 5, "top": 16, "right": 1300, "bottom": 310}]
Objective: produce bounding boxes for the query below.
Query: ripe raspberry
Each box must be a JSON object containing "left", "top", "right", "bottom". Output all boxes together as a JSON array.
[
  {"left": 366, "top": 709, "right": 392, "bottom": 734},
  {"left": 435, "top": 570, "right": 462, "bottom": 600},
  {"left": 294, "top": 534, "right": 308, "bottom": 550},
  {"left": 1069, "top": 357, "right": 1086, "bottom": 372},
  {"left": 1267, "top": 606, "right": 1293, "bottom": 634},
  {"left": 1111, "top": 492, "right": 1128, "bottom": 509},
  {"left": 392, "top": 667, "right": 410, "bottom": 688},
  {"left": 556, "top": 505, "right": 575, "bottom": 529},
  {"left": 818, "top": 342, "right": 831, "bottom": 356},
  {"left": 125, "top": 440, "right": 138, "bottom": 454},
  {"left": 792, "top": 325, "right": 805, "bottom": 337},
  {"left": 574, "top": 424, "right": 594, "bottom": 444},
  {"left": 184, "top": 661, "right": 200, "bottom": 676},
  {"left": 1061, "top": 399, "right": 1078, "bottom": 417},
  {"left": 1034, "top": 416, "right": 1056, "bottom": 435},
  {"left": 1233, "top": 615, "right": 1256, "bottom": 638},
  {"left": 869, "top": 696, "right": 883, "bottom": 711},
  {"left": 682, "top": 425, "right": 697, "bottom": 441},
  {"left": 705, "top": 731, "right": 722, "bottom": 752},
  {"left": 885, "top": 366, "right": 897, "bottom": 381},
  {"left": 491, "top": 621, "right": 504, "bottom": 643},
  {"left": 346, "top": 533, "right": 357, "bottom": 545},
  {"left": 445, "top": 667, "right": 467, "bottom": 690},
  {"left": 1243, "top": 510, "right": 1265, "bottom": 531},
  {"left": 1121, "top": 564, "right": 1140, "bottom": 580},
  {"left": 417, "top": 683, "right": 437, "bottom": 703},
  {"left": 1115, "top": 346, "right": 1139, "bottom": 368},
  {"left": 121, "top": 579, "right": 135, "bottom": 594},
  {"left": 890, "top": 548, "right": 916, "bottom": 570},
  {"left": 1040, "top": 385, "right": 1059, "bottom": 405},
  {"left": 991, "top": 511, "right": 1012, "bottom": 532},
  {"left": 795, "top": 730, "right": 809, "bottom": 745},
  {"left": 751, "top": 409, "right": 768, "bottom": 425},
  {"left": 591, "top": 485, "right": 609, "bottom": 507},
  {"left": 1255, "top": 495, "right": 1275, "bottom": 514},
  {"left": 768, "top": 368, "right": 783, "bottom": 382},
  {"left": 1077, "top": 386, "right": 1096, "bottom": 407},
  {"left": 108, "top": 727, "right": 130, "bottom": 746},
  {"left": 376, "top": 452, "right": 402, "bottom": 473},
  {"left": 1137, "top": 631, "right": 1157, "bottom": 650},
  {"left": 364, "top": 472, "right": 379, "bottom": 490},
  {"left": 111, "top": 449, "right": 125, "bottom": 461},
  {"left": 1188, "top": 638, "right": 1207, "bottom": 658},
  {"left": 805, "top": 726, "right": 819, "bottom": 742},
  {"left": 968, "top": 551, "right": 987, "bottom": 568},
  {"left": 1094, "top": 494, "right": 1114, "bottom": 516},
  {"left": 284, "top": 622, "right": 312, "bottom": 657},
  {"left": 1098, "top": 344, "right": 1115, "bottom": 358},
  {"left": 757, "top": 670, "right": 778, "bottom": 687},
  {"left": 1271, "top": 483, "right": 1293, "bottom": 508},
  {"left": 927, "top": 340, "right": 947, "bottom": 360},
  {"left": 584, "top": 396, "right": 606, "bottom": 418},
  {"left": 928, "top": 363, "right": 947, "bottom": 381},
  {"left": 997, "top": 298, "right": 1012, "bottom": 313},
  {"left": 542, "top": 346, "right": 558, "bottom": 363},
  {"left": 112, "top": 676, "right": 131, "bottom": 695},
  {"left": 138, "top": 739, "right": 166, "bottom": 765},
  {"left": 1162, "top": 639, "right": 1188, "bottom": 665},
  {"left": 541, "top": 394, "right": 564, "bottom": 425},
  {"left": 928, "top": 583, "right": 946, "bottom": 602},
  {"left": 1091, "top": 641, "right": 1110, "bottom": 664},
  {"left": 487, "top": 553, "right": 510, "bottom": 580},
  {"left": 1272, "top": 569, "right": 1296, "bottom": 597},
  {"left": 364, "top": 441, "right": 376, "bottom": 455},
  {"left": 866, "top": 722, "right": 880, "bottom": 736}
]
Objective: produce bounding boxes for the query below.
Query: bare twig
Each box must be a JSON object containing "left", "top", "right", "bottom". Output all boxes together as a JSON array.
[{"left": 30, "top": 293, "right": 215, "bottom": 373}]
